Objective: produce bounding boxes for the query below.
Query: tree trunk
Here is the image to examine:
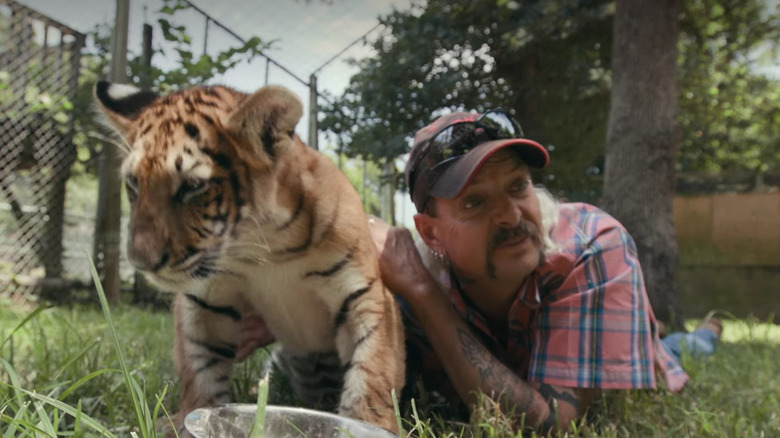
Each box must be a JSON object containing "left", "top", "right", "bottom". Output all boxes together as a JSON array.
[{"left": 601, "top": 0, "right": 683, "bottom": 327}]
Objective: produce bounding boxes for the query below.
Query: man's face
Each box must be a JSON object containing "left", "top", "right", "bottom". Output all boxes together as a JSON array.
[{"left": 422, "top": 149, "right": 545, "bottom": 284}]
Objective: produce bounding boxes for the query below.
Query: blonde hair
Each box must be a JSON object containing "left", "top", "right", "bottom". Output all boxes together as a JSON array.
[{"left": 535, "top": 184, "right": 561, "bottom": 255}]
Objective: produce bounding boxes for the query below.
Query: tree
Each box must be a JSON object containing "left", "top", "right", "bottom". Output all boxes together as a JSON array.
[{"left": 600, "top": 0, "right": 682, "bottom": 326}]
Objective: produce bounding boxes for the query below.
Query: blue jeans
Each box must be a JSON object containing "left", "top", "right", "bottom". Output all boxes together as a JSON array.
[{"left": 660, "top": 327, "right": 720, "bottom": 365}]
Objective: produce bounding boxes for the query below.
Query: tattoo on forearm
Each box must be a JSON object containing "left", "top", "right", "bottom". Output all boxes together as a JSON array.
[
  {"left": 541, "top": 401, "right": 558, "bottom": 431},
  {"left": 538, "top": 383, "right": 580, "bottom": 431},
  {"left": 538, "top": 384, "right": 580, "bottom": 411},
  {"left": 458, "top": 327, "right": 494, "bottom": 380},
  {"left": 456, "top": 327, "right": 533, "bottom": 412}
]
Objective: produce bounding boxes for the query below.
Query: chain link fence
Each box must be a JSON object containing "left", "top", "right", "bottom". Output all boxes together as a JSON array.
[{"left": 0, "top": 0, "right": 85, "bottom": 295}]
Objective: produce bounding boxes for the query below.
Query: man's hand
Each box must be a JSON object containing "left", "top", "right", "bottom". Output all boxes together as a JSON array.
[
  {"left": 367, "top": 215, "right": 437, "bottom": 302},
  {"left": 235, "top": 314, "right": 275, "bottom": 361}
]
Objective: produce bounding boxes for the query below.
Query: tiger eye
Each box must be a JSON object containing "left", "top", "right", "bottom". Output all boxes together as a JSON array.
[{"left": 184, "top": 123, "right": 200, "bottom": 140}]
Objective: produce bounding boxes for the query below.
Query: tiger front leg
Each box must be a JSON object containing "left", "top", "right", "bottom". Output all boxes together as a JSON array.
[
  {"left": 166, "top": 292, "right": 244, "bottom": 436},
  {"left": 334, "top": 282, "right": 406, "bottom": 433}
]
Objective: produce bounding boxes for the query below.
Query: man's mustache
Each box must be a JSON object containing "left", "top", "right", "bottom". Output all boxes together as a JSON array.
[{"left": 490, "top": 220, "right": 542, "bottom": 251}]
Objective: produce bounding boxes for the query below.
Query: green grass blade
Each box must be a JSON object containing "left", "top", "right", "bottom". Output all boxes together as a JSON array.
[
  {"left": 8, "top": 386, "right": 117, "bottom": 438},
  {"left": 88, "top": 257, "right": 151, "bottom": 438},
  {"left": 52, "top": 339, "right": 102, "bottom": 381},
  {"left": 58, "top": 368, "right": 121, "bottom": 401},
  {"left": 250, "top": 374, "right": 270, "bottom": 438},
  {"left": 0, "top": 357, "right": 23, "bottom": 400},
  {"left": 152, "top": 385, "right": 171, "bottom": 430},
  {"left": 74, "top": 399, "right": 84, "bottom": 438},
  {"left": 2, "top": 411, "right": 50, "bottom": 438},
  {"left": 0, "top": 306, "right": 46, "bottom": 350},
  {"left": 391, "top": 388, "right": 405, "bottom": 437},
  {"left": 2, "top": 400, "right": 30, "bottom": 438},
  {"left": 129, "top": 376, "right": 155, "bottom": 434},
  {"left": 32, "top": 400, "right": 57, "bottom": 436}
]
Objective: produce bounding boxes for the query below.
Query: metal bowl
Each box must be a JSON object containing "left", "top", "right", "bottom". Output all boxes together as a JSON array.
[{"left": 184, "top": 404, "right": 398, "bottom": 438}]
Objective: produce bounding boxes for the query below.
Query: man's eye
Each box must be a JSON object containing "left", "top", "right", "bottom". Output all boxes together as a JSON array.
[
  {"left": 463, "top": 197, "right": 483, "bottom": 210},
  {"left": 510, "top": 179, "right": 530, "bottom": 193}
]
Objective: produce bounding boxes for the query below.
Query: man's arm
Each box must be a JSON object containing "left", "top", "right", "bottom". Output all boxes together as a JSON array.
[
  {"left": 406, "top": 275, "right": 548, "bottom": 427},
  {"left": 411, "top": 283, "right": 596, "bottom": 431}
]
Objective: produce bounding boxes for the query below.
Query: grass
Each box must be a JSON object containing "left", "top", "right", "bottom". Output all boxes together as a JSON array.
[{"left": 1, "top": 294, "right": 779, "bottom": 438}]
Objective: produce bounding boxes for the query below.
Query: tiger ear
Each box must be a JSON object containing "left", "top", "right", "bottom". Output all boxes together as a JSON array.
[
  {"left": 94, "top": 80, "right": 159, "bottom": 137},
  {"left": 226, "top": 85, "right": 303, "bottom": 160}
]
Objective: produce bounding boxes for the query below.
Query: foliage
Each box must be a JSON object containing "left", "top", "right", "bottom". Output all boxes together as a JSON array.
[
  {"left": 2, "top": 296, "right": 779, "bottom": 436},
  {"left": 326, "top": 150, "right": 384, "bottom": 216},
  {"left": 678, "top": 0, "right": 780, "bottom": 173},
  {"left": 131, "top": 0, "right": 267, "bottom": 92},
  {"left": 320, "top": 0, "right": 780, "bottom": 198}
]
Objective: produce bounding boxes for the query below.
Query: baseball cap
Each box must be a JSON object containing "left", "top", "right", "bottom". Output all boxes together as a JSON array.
[{"left": 405, "top": 109, "right": 550, "bottom": 213}]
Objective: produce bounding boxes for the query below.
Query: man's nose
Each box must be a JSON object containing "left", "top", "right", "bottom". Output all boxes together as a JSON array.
[{"left": 492, "top": 195, "right": 523, "bottom": 228}]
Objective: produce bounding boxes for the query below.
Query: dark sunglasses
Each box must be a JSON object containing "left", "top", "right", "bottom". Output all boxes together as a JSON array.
[{"left": 408, "top": 109, "right": 525, "bottom": 196}]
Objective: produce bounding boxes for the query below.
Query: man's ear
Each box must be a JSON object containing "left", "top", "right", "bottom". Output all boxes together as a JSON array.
[
  {"left": 226, "top": 85, "right": 303, "bottom": 161},
  {"left": 414, "top": 212, "right": 445, "bottom": 253},
  {"left": 93, "top": 81, "right": 159, "bottom": 137}
]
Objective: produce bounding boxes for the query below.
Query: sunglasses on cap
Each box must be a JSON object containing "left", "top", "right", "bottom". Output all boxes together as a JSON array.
[{"left": 407, "top": 109, "right": 525, "bottom": 198}]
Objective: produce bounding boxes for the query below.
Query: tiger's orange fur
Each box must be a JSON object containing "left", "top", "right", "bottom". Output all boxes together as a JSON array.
[{"left": 94, "top": 82, "right": 405, "bottom": 434}]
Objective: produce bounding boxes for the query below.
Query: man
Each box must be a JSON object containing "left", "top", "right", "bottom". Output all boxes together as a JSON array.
[{"left": 366, "top": 109, "right": 696, "bottom": 433}]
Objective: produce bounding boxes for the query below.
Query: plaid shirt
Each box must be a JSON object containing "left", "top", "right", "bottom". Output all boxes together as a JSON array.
[{"left": 407, "top": 202, "right": 688, "bottom": 395}]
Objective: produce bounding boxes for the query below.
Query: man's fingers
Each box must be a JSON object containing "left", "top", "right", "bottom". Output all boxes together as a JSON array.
[{"left": 234, "top": 314, "right": 276, "bottom": 362}]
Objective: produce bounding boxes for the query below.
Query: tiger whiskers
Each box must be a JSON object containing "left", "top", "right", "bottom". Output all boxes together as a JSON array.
[
  {"left": 243, "top": 213, "right": 273, "bottom": 246},
  {"left": 223, "top": 248, "right": 269, "bottom": 266},
  {"left": 88, "top": 130, "right": 131, "bottom": 155},
  {"left": 223, "top": 243, "right": 271, "bottom": 265},
  {"left": 109, "top": 135, "right": 131, "bottom": 155}
]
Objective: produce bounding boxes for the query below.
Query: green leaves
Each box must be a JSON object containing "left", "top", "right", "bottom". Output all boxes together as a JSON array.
[
  {"left": 144, "top": 0, "right": 269, "bottom": 91},
  {"left": 158, "top": 18, "right": 191, "bottom": 45},
  {"left": 678, "top": 0, "right": 780, "bottom": 174}
]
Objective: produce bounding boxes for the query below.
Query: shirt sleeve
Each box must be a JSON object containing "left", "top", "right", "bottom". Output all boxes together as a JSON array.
[{"left": 527, "top": 213, "right": 659, "bottom": 390}]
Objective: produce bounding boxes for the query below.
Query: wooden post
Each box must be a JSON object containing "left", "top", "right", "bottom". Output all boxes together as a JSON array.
[
  {"left": 140, "top": 22, "right": 153, "bottom": 89},
  {"left": 94, "top": 0, "right": 130, "bottom": 305}
]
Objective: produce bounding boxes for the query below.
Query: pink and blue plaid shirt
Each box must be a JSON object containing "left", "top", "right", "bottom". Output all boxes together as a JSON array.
[{"left": 408, "top": 202, "right": 688, "bottom": 394}]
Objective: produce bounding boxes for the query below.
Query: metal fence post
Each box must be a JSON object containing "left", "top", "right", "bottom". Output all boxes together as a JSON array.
[{"left": 308, "top": 73, "right": 318, "bottom": 150}]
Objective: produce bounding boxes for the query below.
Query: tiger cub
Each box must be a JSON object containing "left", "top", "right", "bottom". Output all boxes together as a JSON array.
[{"left": 94, "top": 82, "right": 405, "bottom": 434}]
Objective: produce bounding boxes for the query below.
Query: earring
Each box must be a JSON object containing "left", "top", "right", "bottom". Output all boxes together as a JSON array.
[{"left": 429, "top": 247, "right": 447, "bottom": 264}]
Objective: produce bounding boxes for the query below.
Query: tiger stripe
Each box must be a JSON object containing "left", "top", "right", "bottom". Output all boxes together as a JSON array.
[
  {"left": 184, "top": 293, "right": 241, "bottom": 321},
  {"left": 303, "top": 250, "right": 353, "bottom": 278},
  {"left": 186, "top": 336, "right": 236, "bottom": 359},
  {"left": 334, "top": 281, "right": 374, "bottom": 329}
]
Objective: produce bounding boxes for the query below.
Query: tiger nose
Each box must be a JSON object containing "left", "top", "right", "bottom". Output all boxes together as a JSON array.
[{"left": 128, "top": 223, "right": 170, "bottom": 272}]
